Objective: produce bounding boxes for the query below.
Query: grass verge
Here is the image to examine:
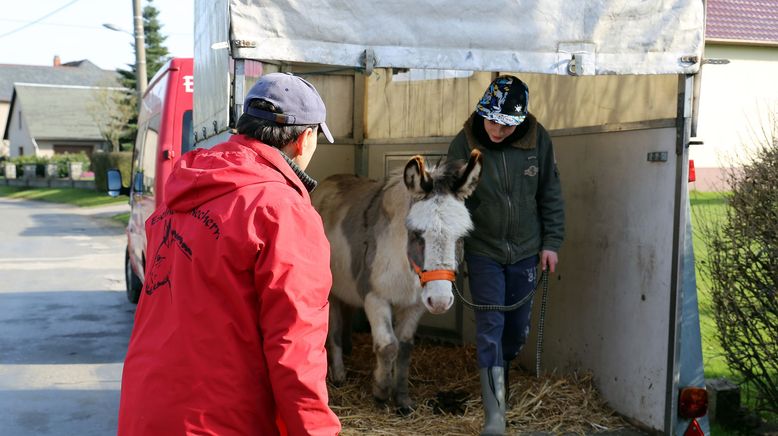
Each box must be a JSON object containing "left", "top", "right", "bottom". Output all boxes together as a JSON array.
[
  {"left": 112, "top": 212, "right": 130, "bottom": 225},
  {"left": 690, "top": 191, "right": 731, "bottom": 379},
  {"left": 0, "top": 186, "right": 127, "bottom": 208}
]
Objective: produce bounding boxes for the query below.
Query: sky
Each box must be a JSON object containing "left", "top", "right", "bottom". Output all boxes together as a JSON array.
[{"left": 0, "top": 0, "right": 194, "bottom": 71}]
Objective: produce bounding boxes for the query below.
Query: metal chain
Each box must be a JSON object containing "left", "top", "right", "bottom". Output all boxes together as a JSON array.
[
  {"left": 452, "top": 270, "right": 550, "bottom": 377},
  {"left": 535, "top": 272, "right": 549, "bottom": 377},
  {"left": 452, "top": 269, "right": 548, "bottom": 312}
]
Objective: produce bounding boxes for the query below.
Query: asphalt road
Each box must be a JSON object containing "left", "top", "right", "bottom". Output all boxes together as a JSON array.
[{"left": 0, "top": 198, "right": 132, "bottom": 435}]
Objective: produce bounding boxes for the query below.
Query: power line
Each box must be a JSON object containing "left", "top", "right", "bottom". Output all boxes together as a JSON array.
[
  {"left": 0, "top": 19, "right": 191, "bottom": 36},
  {"left": 0, "top": 0, "right": 83, "bottom": 39},
  {"left": 0, "top": 18, "right": 104, "bottom": 31}
]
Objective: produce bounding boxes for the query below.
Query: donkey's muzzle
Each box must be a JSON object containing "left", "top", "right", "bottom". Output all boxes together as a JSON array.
[{"left": 422, "top": 280, "right": 455, "bottom": 314}]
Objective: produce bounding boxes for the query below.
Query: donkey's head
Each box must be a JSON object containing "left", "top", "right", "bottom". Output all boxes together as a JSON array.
[{"left": 403, "top": 149, "right": 482, "bottom": 314}]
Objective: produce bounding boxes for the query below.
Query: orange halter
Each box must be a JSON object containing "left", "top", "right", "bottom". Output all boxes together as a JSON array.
[{"left": 408, "top": 257, "right": 456, "bottom": 286}]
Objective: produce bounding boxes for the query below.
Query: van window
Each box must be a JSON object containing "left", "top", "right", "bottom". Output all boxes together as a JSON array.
[
  {"left": 140, "top": 113, "right": 161, "bottom": 195},
  {"left": 131, "top": 121, "right": 147, "bottom": 194},
  {"left": 181, "top": 110, "right": 194, "bottom": 154}
]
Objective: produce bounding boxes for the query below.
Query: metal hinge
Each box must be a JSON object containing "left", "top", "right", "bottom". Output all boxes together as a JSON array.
[
  {"left": 361, "top": 48, "right": 376, "bottom": 76},
  {"left": 702, "top": 58, "right": 730, "bottom": 65},
  {"left": 232, "top": 39, "right": 257, "bottom": 49},
  {"left": 558, "top": 42, "right": 595, "bottom": 76},
  {"left": 567, "top": 53, "right": 584, "bottom": 76}
]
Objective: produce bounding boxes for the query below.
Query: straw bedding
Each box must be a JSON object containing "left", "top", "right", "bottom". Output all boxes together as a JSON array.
[{"left": 328, "top": 333, "right": 631, "bottom": 435}]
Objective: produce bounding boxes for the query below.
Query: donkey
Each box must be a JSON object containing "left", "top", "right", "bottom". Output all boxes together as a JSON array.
[{"left": 311, "top": 149, "right": 482, "bottom": 413}]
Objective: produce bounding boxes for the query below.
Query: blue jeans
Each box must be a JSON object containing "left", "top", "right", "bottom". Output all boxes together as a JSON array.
[{"left": 466, "top": 254, "right": 538, "bottom": 368}]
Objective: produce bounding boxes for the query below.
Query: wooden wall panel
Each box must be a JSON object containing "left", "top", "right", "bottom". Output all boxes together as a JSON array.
[
  {"left": 300, "top": 74, "right": 354, "bottom": 139},
  {"left": 365, "top": 70, "right": 677, "bottom": 138},
  {"left": 251, "top": 64, "right": 677, "bottom": 143},
  {"left": 365, "top": 69, "right": 493, "bottom": 139},
  {"left": 257, "top": 63, "right": 355, "bottom": 139},
  {"left": 512, "top": 73, "right": 678, "bottom": 130}
]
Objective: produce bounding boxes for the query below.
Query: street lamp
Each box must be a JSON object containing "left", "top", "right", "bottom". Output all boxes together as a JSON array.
[
  {"left": 102, "top": 23, "right": 130, "bottom": 34},
  {"left": 102, "top": 3, "right": 147, "bottom": 107}
]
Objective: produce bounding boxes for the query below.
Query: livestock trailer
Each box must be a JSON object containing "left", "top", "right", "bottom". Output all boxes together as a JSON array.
[{"left": 192, "top": 1, "right": 710, "bottom": 433}]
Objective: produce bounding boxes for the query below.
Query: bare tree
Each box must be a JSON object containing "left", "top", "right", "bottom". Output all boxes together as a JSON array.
[
  {"left": 696, "top": 108, "right": 778, "bottom": 415},
  {"left": 88, "top": 86, "right": 134, "bottom": 152}
]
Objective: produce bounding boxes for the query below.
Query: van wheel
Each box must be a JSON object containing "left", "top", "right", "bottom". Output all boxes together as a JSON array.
[{"left": 125, "top": 249, "right": 143, "bottom": 304}]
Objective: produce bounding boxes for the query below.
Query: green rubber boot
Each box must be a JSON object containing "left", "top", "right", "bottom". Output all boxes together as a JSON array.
[{"left": 479, "top": 367, "right": 506, "bottom": 436}]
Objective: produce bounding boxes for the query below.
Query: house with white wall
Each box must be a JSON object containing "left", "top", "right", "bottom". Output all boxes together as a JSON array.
[
  {"left": 3, "top": 83, "right": 120, "bottom": 158},
  {"left": 0, "top": 57, "right": 117, "bottom": 157},
  {"left": 691, "top": 0, "right": 778, "bottom": 191}
]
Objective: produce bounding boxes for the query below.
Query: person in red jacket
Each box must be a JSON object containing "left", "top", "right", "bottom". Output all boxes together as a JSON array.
[{"left": 118, "top": 73, "right": 341, "bottom": 436}]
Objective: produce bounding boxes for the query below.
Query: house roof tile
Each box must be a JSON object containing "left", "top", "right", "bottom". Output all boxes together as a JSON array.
[
  {"left": 0, "top": 60, "right": 118, "bottom": 102},
  {"left": 706, "top": 0, "right": 778, "bottom": 44},
  {"left": 11, "top": 84, "right": 122, "bottom": 141}
]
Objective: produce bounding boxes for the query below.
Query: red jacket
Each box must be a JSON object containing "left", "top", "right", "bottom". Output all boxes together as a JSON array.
[{"left": 118, "top": 135, "right": 340, "bottom": 436}]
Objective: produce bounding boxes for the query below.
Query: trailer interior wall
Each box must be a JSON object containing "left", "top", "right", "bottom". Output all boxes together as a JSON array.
[
  {"left": 359, "top": 71, "right": 681, "bottom": 431},
  {"left": 193, "top": 53, "right": 687, "bottom": 430},
  {"left": 519, "top": 125, "right": 679, "bottom": 431}
]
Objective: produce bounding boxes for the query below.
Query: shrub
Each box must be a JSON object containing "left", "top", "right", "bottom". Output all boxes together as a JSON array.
[
  {"left": 8, "top": 153, "right": 91, "bottom": 178},
  {"left": 91, "top": 151, "right": 132, "bottom": 192},
  {"left": 699, "top": 116, "right": 778, "bottom": 414},
  {"left": 49, "top": 152, "right": 91, "bottom": 178},
  {"left": 11, "top": 155, "right": 48, "bottom": 177}
]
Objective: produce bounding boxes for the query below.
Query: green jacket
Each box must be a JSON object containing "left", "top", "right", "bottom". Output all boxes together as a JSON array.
[{"left": 447, "top": 113, "right": 564, "bottom": 264}]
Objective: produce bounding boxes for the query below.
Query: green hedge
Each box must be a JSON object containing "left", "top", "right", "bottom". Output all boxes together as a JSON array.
[
  {"left": 50, "top": 153, "right": 90, "bottom": 178},
  {"left": 9, "top": 155, "right": 47, "bottom": 177},
  {"left": 92, "top": 151, "right": 132, "bottom": 192},
  {"left": 6, "top": 153, "right": 90, "bottom": 178}
]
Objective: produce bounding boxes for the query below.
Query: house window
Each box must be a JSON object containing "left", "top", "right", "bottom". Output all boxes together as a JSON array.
[{"left": 18, "top": 147, "right": 23, "bottom": 156}]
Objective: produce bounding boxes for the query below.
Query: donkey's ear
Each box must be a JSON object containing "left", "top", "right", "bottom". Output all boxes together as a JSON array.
[
  {"left": 403, "top": 155, "right": 433, "bottom": 196},
  {"left": 453, "top": 149, "right": 483, "bottom": 199}
]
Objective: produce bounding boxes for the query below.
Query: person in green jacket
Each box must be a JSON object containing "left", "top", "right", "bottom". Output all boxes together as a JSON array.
[{"left": 447, "top": 75, "right": 564, "bottom": 436}]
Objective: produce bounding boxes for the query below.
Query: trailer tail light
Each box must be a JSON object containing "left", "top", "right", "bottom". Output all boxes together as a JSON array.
[
  {"left": 679, "top": 386, "right": 708, "bottom": 419},
  {"left": 683, "top": 418, "right": 704, "bottom": 436},
  {"left": 688, "top": 159, "right": 696, "bottom": 182}
]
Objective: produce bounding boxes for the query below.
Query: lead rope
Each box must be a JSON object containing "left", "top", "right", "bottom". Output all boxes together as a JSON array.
[
  {"left": 452, "top": 270, "right": 549, "bottom": 377},
  {"left": 535, "top": 271, "right": 549, "bottom": 377}
]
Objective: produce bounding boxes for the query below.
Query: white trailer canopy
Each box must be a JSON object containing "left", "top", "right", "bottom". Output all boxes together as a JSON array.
[{"left": 229, "top": 0, "right": 704, "bottom": 75}]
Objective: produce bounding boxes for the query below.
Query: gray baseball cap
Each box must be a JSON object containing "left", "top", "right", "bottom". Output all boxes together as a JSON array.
[{"left": 243, "top": 72, "right": 334, "bottom": 143}]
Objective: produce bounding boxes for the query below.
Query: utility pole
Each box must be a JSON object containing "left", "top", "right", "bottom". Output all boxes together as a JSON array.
[{"left": 132, "top": 0, "right": 148, "bottom": 105}]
